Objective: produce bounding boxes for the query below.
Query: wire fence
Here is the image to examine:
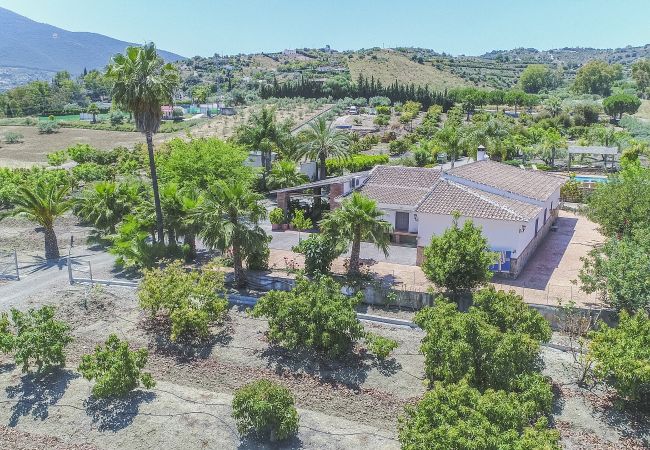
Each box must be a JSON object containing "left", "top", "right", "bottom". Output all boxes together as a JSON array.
[{"left": 0, "top": 249, "right": 19, "bottom": 280}]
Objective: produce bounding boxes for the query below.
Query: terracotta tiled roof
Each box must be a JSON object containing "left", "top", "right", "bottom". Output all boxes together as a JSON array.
[
  {"left": 357, "top": 166, "right": 440, "bottom": 207},
  {"left": 416, "top": 180, "right": 542, "bottom": 222},
  {"left": 446, "top": 160, "right": 566, "bottom": 201}
]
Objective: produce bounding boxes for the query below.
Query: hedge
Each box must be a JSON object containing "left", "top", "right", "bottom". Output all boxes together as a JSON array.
[{"left": 326, "top": 154, "right": 389, "bottom": 174}]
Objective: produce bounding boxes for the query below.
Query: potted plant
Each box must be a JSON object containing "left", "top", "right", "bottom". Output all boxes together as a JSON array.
[{"left": 269, "top": 207, "right": 285, "bottom": 231}]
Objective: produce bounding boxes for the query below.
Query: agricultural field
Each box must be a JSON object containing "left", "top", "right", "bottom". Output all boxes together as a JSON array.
[{"left": 0, "top": 100, "right": 332, "bottom": 168}]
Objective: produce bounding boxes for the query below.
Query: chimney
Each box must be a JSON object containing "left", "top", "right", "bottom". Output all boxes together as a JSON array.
[{"left": 476, "top": 145, "right": 486, "bottom": 161}]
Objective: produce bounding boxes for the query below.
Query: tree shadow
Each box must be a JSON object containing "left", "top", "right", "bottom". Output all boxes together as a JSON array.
[
  {"left": 84, "top": 390, "right": 156, "bottom": 432},
  {"left": 237, "top": 434, "right": 303, "bottom": 450},
  {"left": 550, "top": 381, "right": 566, "bottom": 424},
  {"left": 5, "top": 369, "right": 78, "bottom": 426},
  {"left": 142, "top": 314, "right": 233, "bottom": 363},
  {"left": 596, "top": 394, "right": 650, "bottom": 447},
  {"left": 373, "top": 357, "right": 402, "bottom": 377},
  {"left": 260, "top": 345, "right": 372, "bottom": 391},
  {"left": 0, "top": 362, "right": 15, "bottom": 374}
]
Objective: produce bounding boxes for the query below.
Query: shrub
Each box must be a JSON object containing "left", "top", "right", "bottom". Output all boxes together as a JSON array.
[
  {"left": 0, "top": 312, "right": 13, "bottom": 354},
  {"left": 232, "top": 379, "right": 299, "bottom": 442},
  {"left": 389, "top": 138, "right": 409, "bottom": 155},
  {"left": 326, "top": 154, "right": 388, "bottom": 175},
  {"left": 252, "top": 275, "right": 364, "bottom": 357},
  {"left": 9, "top": 306, "right": 72, "bottom": 373},
  {"left": 246, "top": 237, "right": 271, "bottom": 271},
  {"left": 139, "top": 260, "right": 228, "bottom": 341},
  {"left": 78, "top": 334, "right": 155, "bottom": 398},
  {"left": 72, "top": 162, "right": 113, "bottom": 182},
  {"left": 3, "top": 131, "right": 23, "bottom": 144},
  {"left": 269, "top": 207, "right": 285, "bottom": 225},
  {"left": 374, "top": 114, "right": 389, "bottom": 126},
  {"left": 399, "top": 381, "right": 560, "bottom": 450},
  {"left": 109, "top": 111, "right": 125, "bottom": 125},
  {"left": 414, "top": 291, "right": 550, "bottom": 393},
  {"left": 38, "top": 121, "right": 61, "bottom": 134},
  {"left": 375, "top": 105, "right": 391, "bottom": 115},
  {"left": 589, "top": 311, "right": 650, "bottom": 406},
  {"left": 47, "top": 150, "right": 68, "bottom": 166},
  {"left": 293, "top": 234, "right": 344, "bottom": 276},
  {"left": 413, "top": 147, "right": 432, "bottom": 167},
  {"left": 421, "top": 215, "right": 495, "bottom": 297},
  {"left": 365, "top": 333, "right": 398, "bottom": 360},
  {"left": 560, "top": 178, "right": 583, "bottom": 202}
]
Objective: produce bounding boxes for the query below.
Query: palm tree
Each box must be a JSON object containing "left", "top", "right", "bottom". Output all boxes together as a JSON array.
[
  {"left": 235, "top": 107, "right": 288, "bottom": 187},
  {"left": 178, "top": 188, "right": 204, "bottom": 261},
  {"left": 267, "top": 160, "right": 308, "bottom": 190},
  {"left": 320, "top": 192, "right": 391, "bottom": 274},
  {"left": 3, "top": 181, "right": 71, "bottom": 260},
  {"left": 434, "top": 123, "right": 463, "bottom": 168},
  {"left": 197, "top": 180, "right": 267, "bottom": 287},
  {"left": 106, "top": 42, "right": 180, "bottom": 243},
  {"left": 295, "top": 117, "right": 350, "bottom": 182},
  {"left": 74, "top": 181, "right": 139, "bottom": 235}
]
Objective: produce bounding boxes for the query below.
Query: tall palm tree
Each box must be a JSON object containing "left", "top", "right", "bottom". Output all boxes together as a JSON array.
[
  {"left": 106, "top": 42, "right": 180, "bottom": 243},
  {"left": 2, "top": 181, "right": 72, "bottom": 260},
  {"left": 295, "top": 117, "right": 350, "bottom": 181},
  {"left": 319, "top": 192, "right": 391, "bottom": 274},
  {"left": 197, "top": 180, "right": 267, "bottom": 287}
]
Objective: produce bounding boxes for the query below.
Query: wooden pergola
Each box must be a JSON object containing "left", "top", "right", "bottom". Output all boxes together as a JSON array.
[{"left": 567, "top": 145, "right": 618, "bottom": 171}]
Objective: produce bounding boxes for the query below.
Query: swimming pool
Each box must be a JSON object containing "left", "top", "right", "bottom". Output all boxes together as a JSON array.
[{"left": 574, "top": 175, "right": 608, "bottom": 183}]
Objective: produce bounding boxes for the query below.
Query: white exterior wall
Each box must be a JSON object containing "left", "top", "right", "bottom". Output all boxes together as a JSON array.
[
  {"left": 379, "top": 206, "right": 418, "bottom": 233},
  {"left": 416, "top": 213, "right": 527, "bottom": 255}
]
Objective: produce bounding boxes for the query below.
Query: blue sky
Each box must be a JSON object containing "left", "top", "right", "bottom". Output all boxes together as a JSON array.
[{"left": 1, "top": 0, "right": 649, "bottom": 57}]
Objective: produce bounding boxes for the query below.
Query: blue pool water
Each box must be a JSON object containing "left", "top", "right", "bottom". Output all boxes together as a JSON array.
[{"left": 575, "top": 175, "right": 608, "bottom": 183}]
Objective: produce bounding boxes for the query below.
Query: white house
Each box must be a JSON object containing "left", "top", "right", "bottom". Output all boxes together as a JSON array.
[{"left": 342, "top": 154, "right": 566, "bottom": 277}]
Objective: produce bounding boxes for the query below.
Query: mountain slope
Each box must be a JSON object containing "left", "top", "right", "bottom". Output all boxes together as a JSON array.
[{"left": 0, "top": 7, "right": 185, "bottom": 74}]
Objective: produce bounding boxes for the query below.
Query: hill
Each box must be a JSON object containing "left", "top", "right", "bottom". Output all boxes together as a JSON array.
[
  {"left": 0, "top": 7, "right": 185, "bottom": 89},
  {"left": 347, "top": 49, "right": 469, "bottom": 90}
]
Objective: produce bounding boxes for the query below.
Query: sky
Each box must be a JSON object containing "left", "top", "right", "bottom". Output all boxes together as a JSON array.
[{"left": 1, "top": 0, "right": 649, "bottom": 57}]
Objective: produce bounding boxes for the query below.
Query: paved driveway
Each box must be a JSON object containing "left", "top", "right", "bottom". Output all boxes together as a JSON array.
[{"left": 264, "top": 224, "right": 417, "bottom": 266}]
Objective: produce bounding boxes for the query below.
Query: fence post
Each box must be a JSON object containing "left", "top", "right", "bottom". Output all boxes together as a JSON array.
[
  {"left": 88, "top": 260, "right": 93, "bottom": 285},
  {"left": 67, "top": 248, "right": 73, "bottom": 285},
  {"left": 13, "top": 249, "right": 19, "bottom": 281}
]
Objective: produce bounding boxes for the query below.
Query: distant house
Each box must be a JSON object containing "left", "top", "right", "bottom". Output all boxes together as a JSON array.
[
  {"left": 220, "top": 107, "right": 236, "bottom": 116},
  {"left": 245, "top": 151, "right": 276, "bottom": 168},
  {"left": 282, "top": 49, "right": 297, "bottom": 56},
  {"left": 161, "top": 105, "right": 174, "bottom": 120}
]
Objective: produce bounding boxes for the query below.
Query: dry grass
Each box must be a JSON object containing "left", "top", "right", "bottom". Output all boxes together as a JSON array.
[
  {"left": 634, "top": 99, "right": 650, "bottom": 122},
  {"left": 347, "top": 49, "right": 469, "bottom": 90}
]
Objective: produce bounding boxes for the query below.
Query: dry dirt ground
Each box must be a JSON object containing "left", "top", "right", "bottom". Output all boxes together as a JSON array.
[
  {"left": 0, "top": 102, "right": 332, "bottom": 168},
  {"left": 0, "top": 214, "right": 647, "bottom": 449}
]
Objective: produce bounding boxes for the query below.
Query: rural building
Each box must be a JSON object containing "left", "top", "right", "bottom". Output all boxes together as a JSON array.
[
  {"left": 272, "top": 151, "right": 565, "bottom": 278},
  {"left": 346, "top": 154, "right": 565, "bottom": 277}
]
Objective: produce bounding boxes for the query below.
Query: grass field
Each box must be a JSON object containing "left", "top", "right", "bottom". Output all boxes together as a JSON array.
[{"left": 347, "top": 49, "right": 469, "bottom": 90}]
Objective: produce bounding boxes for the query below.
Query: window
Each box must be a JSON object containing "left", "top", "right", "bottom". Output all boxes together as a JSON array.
[
  {"left": 544, "top": 208, "right": 547, "bottom": 224},
  {"left": 535, "top": 218, "right": 539, "bottom": 236}
]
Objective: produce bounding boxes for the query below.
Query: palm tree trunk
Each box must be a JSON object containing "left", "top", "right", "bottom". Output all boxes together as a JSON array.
[
  {"left": 233, "top": 243, "right": 245, "bottom": 288},
  {"left": 146, "top": 131, "right": 165, "bottom": 243},
  {"left": 184, "top": 232, "right": 197, "bottom": 262},
  {"left": 44, "top": 226, "right": 60, "bottom": 260},
  {"left": 349, "top": 228, "right": 361, "bottom": 274},
  {"left": 168, "top": 229, "right": 176, "bottom": 246}
]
